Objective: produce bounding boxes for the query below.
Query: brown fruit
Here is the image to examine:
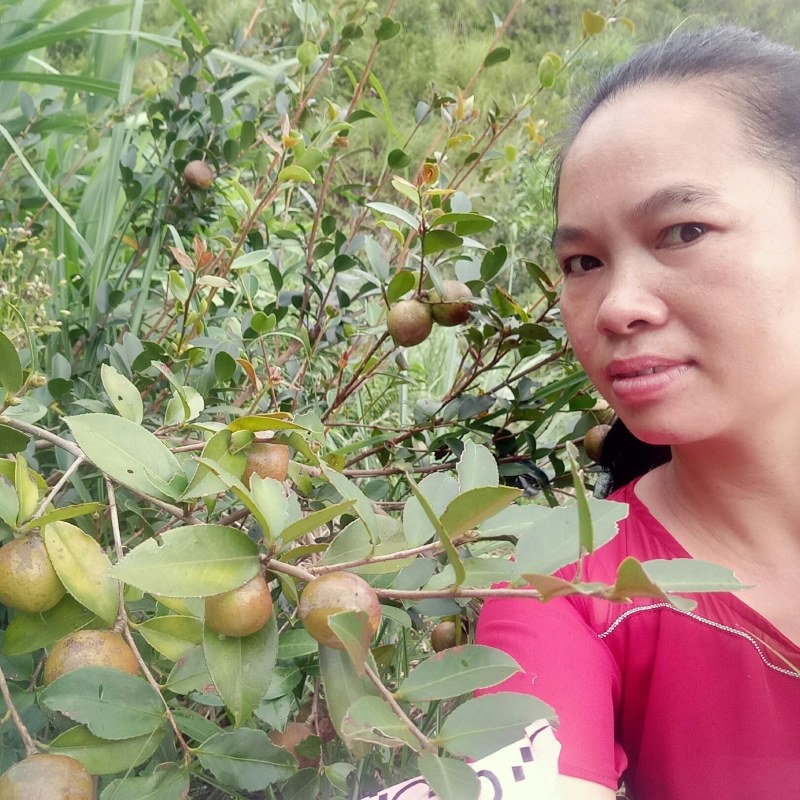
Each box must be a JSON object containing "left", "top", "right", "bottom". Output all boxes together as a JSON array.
[
  {"left": 299, "top": 572, "right": 381, "bottom": 650},
  {"left": 268, "top": 721, "right": 317, "bottom": 768},
  {"left": 183, "top": 159, "right": 214, "bottom": 189},
  {"left": 583, "top": 424, "right": 612, "bottom": 463},
  {"left": 0, "top": 533, "right": 65, "bottom": 613},
  {"left": 43, "top": 629, "right": 139, "bottom": 685},
  {"left": 0, "top": 753, "right": 93, "bottom": 799},
  {"left": 205, "top": 574, "right": 273, "bottom": 637},
  {"left": 430, "top": 280, "right": 473, "bottom": 327},
  {"left": 430, "top": 620, "right": 460, "bottom": 652},
  {"left": 242, "top": 442, "right": 290, "bottom": 486},
  {"left": 386, "top": 299, "right": 433, "bottom": 347}
]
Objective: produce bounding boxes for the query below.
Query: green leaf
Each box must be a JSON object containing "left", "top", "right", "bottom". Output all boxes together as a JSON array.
[
  {"left": 179, "top": 430, "right": 246, "bottom": 501},
  {"left": 405, "top": 472, "right": 465, "bottom": 585},
  {"left": 21, "top": 502, "right": 105, "bottom": 533},
  {"left": 419, "top": 754, "right": 480, "bottom": 800},
  {"left": 0, "top": 476, "right": 18, "bottom": 527},
  {"left": 2, "top": 595, "right": 101, "bottom": 656},
  {"left": 321, "top": 466, "right": 379, "bottom": 540},
  {"left": 327, "top": 611, "right": 372, "bottom": 676},
  {"left": 101, "top": 364, "right": 143, "bottom": 424},
  {"left": 566, "top": 441, "right": 595, "bottom": 553},
  {"left": 39, "top": 667, "right": 165, "bottom": 739},
  {"left": 49, "top": 725, "right": 165, "bottom": 775},
  {"left": 44, "top": 521, "right": 119, "bottom": 625},
  {"left": 387, "top": 270, "right": 416, "bottom": 303},
  {"left": 457, "top": 440, "right": 498, "bottom": 492},
  {"left": 395, "top": 645, "right": 521, "bottom": 701},
  {"left": 537, "top": 52, "right": 560, "bottom": 89},
  {"left": 319, "top": 646, "right": 378, "bottom": 756},
  {"left": 228, "top": 415, "right": 309, "bottom": 432},
  {"left": 366, "top": 201, "right": 420, "bottom": 229},
  {"left": 65, "top": 414, "right": 185, "bottom": 501},
  {"left": 387, "top": 148, "right": 411, "bottom": 169},
  {"left": 164, "top": 386, "right": 204, "bottom": 425},
  {"left": 197, "top": 729, "right": 296, "bottom": 792},
  {"left": 435, "top": 693, "right": 556, "bottom": 759},
  {"left": 431, "top": 212, "right": 495, "bottom": 235},
  {"left": 279, "top": 499, "right": 355, "bottom": 544},
  {"left": 512, "top": 499, "right": 627, "bottom": 578},
  {"left": 375, "top": 16, "right": 401, "bottom": 41},
  {"left": 340, "top": 695, "right": 419, "bottom": 749},
  {"left": 280, "top": 769, "right": 321, "bottom": 800},
  {"left": 402, "top": 473, "right": 459, "bottom": 547},
  {"left": 137, "top": 615, "right": 203, "bottom": 661},
  {"left": 0, "top": 331, "right": 22, "bottom": 394},
  {"left": 422, "top": 229, "right": 462, "bottom": 256},
  {"left": 0, "top": 71, "right": 119, "bottom": 97},
  {"left": 642, "top": 558, "right": 749, "bottom": 593},
  {"left": 204, "top": 614, "right": 278, "bottom": 727},
  {"left": 483, "top": 46, "right": 511, "bottom": 68},
  {"left": 441, "top": 486, "right": 522, "bottom": 539},
  {"left": 249, "top": 475, "right": 287, "bottom": 543},
  {"left": 0, "top": 424, "right": 29, "bottom": 455},
  {"left": 100, "top": 764, "right": 189, "bottom": 800},
  {"left": 277, "top": 628, "right": 318, "bottom": 660},
  {"left": 582, "top": 9, "right": 606, "bottom": 36},
  {"left": 109, "top": 524, "right": 259, "bottom": 597},
  {"left": 165, "top": 646, "right": 211, "bottom": 694},
  {"left": 278, "top": 165, "right": 315, "bottom": 183}
]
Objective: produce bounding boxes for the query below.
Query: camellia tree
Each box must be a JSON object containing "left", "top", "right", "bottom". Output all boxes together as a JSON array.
[{"left": 0, "top": 1, "right": 747, "bottom": 798}]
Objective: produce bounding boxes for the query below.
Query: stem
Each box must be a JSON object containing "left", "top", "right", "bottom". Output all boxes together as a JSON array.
[
  {"left": 32, "top": 455, "right": 85, "bottom": 520},
  {"left": 373, "top": 587, "right": 543, "bottom": 601},
  {"left": 364, "top": 663, "right": 435, "bottom": 754},
  {"left": 0, "top": 665, "right": 38, "bottom": 757}
]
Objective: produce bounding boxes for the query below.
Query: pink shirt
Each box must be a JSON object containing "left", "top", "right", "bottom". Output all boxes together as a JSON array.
[{"left": 475, "top": 479, "right": 800, "bottom": 798}]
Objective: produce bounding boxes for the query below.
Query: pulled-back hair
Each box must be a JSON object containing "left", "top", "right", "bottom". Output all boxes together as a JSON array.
[{"left": 554, "top": 26, "right": 800, "bottom": 492}]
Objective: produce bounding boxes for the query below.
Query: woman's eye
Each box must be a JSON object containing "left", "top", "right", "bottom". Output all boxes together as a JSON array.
[
  {"left": 661, "top": 222, "right": 707, "bottom": 246},
  {"left": 562, "top": 254, "right": 603, "bottom": 275}
]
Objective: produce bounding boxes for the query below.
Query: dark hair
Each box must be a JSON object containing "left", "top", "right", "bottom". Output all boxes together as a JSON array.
[{"left": 556, "top": 26, "right": 800, "bottom": 492}]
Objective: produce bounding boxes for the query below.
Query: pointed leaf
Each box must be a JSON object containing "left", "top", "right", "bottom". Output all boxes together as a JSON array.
[
  {"left": 39, "top": 666, "right": 165, "bottom": 739},
  {"left": 422, "top": 229, "right": 462, "bottom": 256},
  {"left": 366, "top": 201, "right": 420, "bottom": 229},
  {"left": 66, "top": 414, "right": 185, "bottom": 501},
  {"left": 0, "top": 331, "right": 22, "bottom": 393},
  {"left": 249, "top": 476, "right": 287, "bottom": 542},
  {"left": 45, "top": 521, "right": 119, "bottom": 624},
  {"left": 197, "top": 729, "right": 296, "bottom": 792},
  {"left": 21, "top": 502, "right": 104, "bottom": 533},
  {"left": 101, "top": 364, "right": 143, "bottom": 424},
  {"left": 642, "top": 557, "right": 750, "bottom": 593},
  {"left": 321, "top": 466, "right": 378, "bottom": 539},
  {"left": 340, "top": 695, "right": 419, "bottom": 750},
  {"left": 179, "top": 429, "right": 246, "bottom": 500},
  {"left": 204, "top": 614, "right": 278, "bottom": 727},
  {"left": 403, "top": 473, "right": 459, "bottom": 547},
  {"left": 100, "top": 765, "right": 189, "bottom": 800},
  {"left": 109, "top": 524, "right": 259, "bottom": 597},
  {"left": 419, "top": 754, "right": 480, "bottom": 800},
  {"left": 566, "top": 441, "right": 594, "bottom": 553},
  {"left": 137, "top": 615, "right": 203, "bottom": 661},
  {"left": 435, "top": 693, "right": 556, "bottom": 759},
  {"left": 441, "top": 486, "right": 522, "bottom": 538},
  {"left": 457, "top": 441, "right": 498, "bottom": 492},
  {"left": 395, "top": 645, "right": 521, "bottom": 701},
  {"left": 483, "top": 46, "right": 511, "bottom": 67},
  {"left": 49, "top": 726, "right": 165, "bottom": 775},
  {"left": 280, "top": 499, "right": 355, "bottom": 544},
  {"left": 327, "top": 610, "right": 372, "bottom": 676}
]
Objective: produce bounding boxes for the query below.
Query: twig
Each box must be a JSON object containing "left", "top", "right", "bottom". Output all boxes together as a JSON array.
[
  {"left": 32, "top": 455, "right": 85, "bottom": 519},
  {"left": 0, "top": 665, "right": 38, "bottom": 757},
  {"left": 364, "top": 663, "right": 434, "bottom": 753}
]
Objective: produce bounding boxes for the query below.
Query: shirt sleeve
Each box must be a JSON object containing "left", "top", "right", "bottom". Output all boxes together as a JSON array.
[{"left": 474, "top": 592, "right": 626, "bottom": 789}]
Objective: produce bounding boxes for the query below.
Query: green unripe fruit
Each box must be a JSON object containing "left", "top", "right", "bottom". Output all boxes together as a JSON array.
[
  {"left": 0, "top": 753, "right": 94, "bottom": 799},
  {"left": 183, "top": 160, "right": 214, "bottom": 189},
  {"left": 44, "top": 630, "right": 139, "bottom": 685},
  {"left": 299, "top": 572, "right": 381, "bottom": 650},
  {"left": 387, "top": 299, "right": 433, "bottom": 347},
  {"left": 430, "top": 280, "right": 473, "bottom": 327},
  {"left": 0, "top": 533, "right": 65, "bottom": 613},
  {"left": 205, "top": 574, "right": 273, "bottom": 637}
]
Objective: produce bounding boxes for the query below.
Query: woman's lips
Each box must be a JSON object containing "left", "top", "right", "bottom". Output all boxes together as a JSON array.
[{"left": 606, "top": 359, "right": 694, "bottom": 404}]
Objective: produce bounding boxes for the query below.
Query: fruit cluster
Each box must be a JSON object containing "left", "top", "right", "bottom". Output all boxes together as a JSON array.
[{"left": 387, "top": 280, "right": 473, "bottom": 347}]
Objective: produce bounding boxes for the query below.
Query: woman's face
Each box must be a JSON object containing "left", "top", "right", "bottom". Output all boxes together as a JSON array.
[{"left": 556, "top": 82, "right": 800, "bottom": 446}]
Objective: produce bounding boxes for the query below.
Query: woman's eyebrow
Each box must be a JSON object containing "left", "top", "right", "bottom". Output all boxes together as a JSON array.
[{"left": 551, "top": 183, "right": 720, "bottom": 251}]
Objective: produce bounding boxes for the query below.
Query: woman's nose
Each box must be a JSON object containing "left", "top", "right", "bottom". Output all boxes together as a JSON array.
[{"left": 593, "top": 266, "right": 668, "bottom": 336}]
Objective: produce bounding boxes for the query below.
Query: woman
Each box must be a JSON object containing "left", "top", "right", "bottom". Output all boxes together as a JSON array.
[{"left": 476, "top": 27, "right": 800, "bottom": 799}]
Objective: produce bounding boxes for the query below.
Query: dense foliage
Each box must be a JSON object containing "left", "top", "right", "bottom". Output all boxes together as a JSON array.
[{"left": 0, "top": 1, "right": 785, "bottom": 798}]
